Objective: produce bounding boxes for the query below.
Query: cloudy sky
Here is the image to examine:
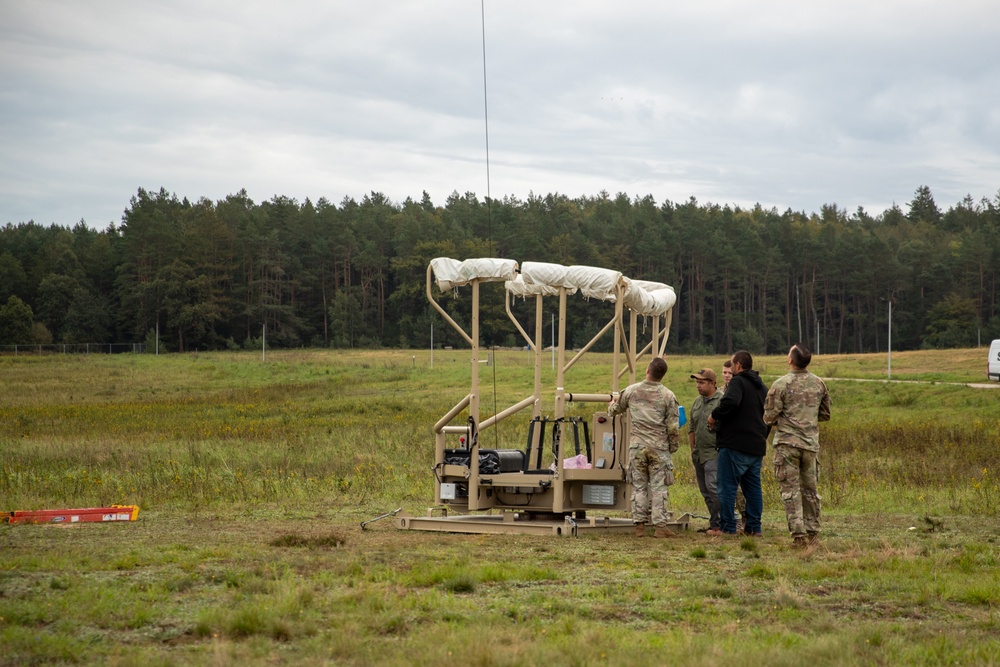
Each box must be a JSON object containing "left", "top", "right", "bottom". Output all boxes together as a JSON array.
[{"left": 2, "top": 1, "right": 999, "bottom": 228}]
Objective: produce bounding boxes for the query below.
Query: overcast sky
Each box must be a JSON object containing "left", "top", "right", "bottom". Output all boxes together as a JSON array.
[{"left": 2, "top": 1, "right": 999, "bottom": 228}]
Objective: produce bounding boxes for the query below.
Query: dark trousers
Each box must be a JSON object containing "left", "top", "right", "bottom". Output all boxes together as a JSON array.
[
  {"left": 717, "top": 448, "right": 763, "bottom": 534},
  {"left": 693, "top": 456, "right": 720, "bottom": 530}
]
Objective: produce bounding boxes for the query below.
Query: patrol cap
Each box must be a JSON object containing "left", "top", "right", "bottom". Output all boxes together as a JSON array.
[{"left": 690, "top": 368, "right": 717, "bottom": 382}]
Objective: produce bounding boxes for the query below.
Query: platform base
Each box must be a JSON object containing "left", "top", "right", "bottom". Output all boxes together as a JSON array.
[{"left": 396, "top": 509, "right": 690, "bottom": 537}]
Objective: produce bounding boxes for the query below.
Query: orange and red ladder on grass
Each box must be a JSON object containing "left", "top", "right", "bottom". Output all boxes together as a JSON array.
[{"left": 4, "top": 505, "right": 139, "bottom": 524}]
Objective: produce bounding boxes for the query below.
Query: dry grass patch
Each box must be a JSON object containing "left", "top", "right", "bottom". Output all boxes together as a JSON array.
[{"left": 268, "top": 532, "right": 347, "bottom": 549}]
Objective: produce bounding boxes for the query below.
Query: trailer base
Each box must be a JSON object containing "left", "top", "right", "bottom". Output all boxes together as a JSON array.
[{"left": 396, "top": 508, "right": 690, "bottom": 537}]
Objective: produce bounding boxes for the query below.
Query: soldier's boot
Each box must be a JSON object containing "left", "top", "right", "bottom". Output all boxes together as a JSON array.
[
  {"left": 653, "top": 527, "right": 677, "bottom": 539},
  {"left": 807, "top": 532, "right": 820, "bottom": 546},
  {"left": 634, "top": 524, "right": 646, "bottom": 538},
  {"left": 792, "top": 536, "right": 808, "bottom": 548}
]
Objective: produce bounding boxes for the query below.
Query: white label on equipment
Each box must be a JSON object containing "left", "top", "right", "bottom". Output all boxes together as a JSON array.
[{"left": 602, "top": 433, "right": 614, "bottom": 452}]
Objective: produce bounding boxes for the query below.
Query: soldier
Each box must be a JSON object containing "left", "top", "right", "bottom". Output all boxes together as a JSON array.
[
  {"left": 688, "top": 368, "right": 722, "bottom": 535},
  {"left": 764, "top": 343, "right": 831, "bottom": 547},
  {"left": 721, "top": 359, "right": 733, "bottom": 388},
  {"left": 608, "top": 357, "right": 681, "bottom": 538}
]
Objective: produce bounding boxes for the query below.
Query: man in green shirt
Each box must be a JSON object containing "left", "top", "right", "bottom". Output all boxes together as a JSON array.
[{"left": 688, "top": 368, "right": 722, "bottom": 535}]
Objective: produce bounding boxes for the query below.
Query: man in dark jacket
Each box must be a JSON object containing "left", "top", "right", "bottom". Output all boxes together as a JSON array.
[{"left": 707, "top": 350, "right": 769, "bottom": 536}]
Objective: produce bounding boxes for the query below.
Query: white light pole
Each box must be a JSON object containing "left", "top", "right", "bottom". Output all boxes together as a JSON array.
[{"left": 887, "top": 300, "right": 892, "bottom": 380}]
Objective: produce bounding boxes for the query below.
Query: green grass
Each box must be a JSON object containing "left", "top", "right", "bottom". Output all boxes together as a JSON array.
[{"left": 1, "top": 347, "right": 999, "bottom": 665}]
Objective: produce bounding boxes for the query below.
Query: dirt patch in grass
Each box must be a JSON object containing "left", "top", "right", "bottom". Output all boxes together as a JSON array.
[{"left": 268, "top": 532, "right": 347, "bottom": 548}]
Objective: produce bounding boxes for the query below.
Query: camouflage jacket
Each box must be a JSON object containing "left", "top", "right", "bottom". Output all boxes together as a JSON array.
[
  {"left": 688, "top": 391, "right": 721, "bottom": 464},
  {"left": 608, "top": 380, "right": 680, "bottom": 452},
  {"left": 763, "top": 369, "right": 831, "bottom": 452}
]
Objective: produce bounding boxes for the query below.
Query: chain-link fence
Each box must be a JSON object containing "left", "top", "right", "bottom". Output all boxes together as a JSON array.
[{"left": 0, "top": 343, "right": 147, "bottom": 355}]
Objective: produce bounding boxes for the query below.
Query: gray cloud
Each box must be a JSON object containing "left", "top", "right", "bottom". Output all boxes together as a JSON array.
[{"left": 2, "top": 0, "right": 998, "bottom": 227}]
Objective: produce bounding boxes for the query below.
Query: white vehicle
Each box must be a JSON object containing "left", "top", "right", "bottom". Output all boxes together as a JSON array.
[{"left": 989, "top": 339, "right": 1000, "bottom": 381}]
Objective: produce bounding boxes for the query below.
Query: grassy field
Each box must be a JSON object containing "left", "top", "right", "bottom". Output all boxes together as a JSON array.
[{"left": 1, "top": 347, "right": 999, "bottom": 665}]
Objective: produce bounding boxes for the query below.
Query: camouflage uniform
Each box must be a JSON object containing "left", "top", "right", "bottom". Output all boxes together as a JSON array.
[
  {"left": 735, "top": 486, "right": 747, "bottom": 522},
  {"left": 764, "top": 369, "right": 831, "bottom": 539},
  {"left": 609, "top": 380, "right": 680, "bottom": 527}
]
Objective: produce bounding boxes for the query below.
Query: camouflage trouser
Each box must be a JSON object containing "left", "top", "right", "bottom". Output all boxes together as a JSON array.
[
  {"left": 629, "top": 445, "right": 674, "bottom": 527},
  {"left": 773, "top": 444, "right": 820, "bottom": 538}
]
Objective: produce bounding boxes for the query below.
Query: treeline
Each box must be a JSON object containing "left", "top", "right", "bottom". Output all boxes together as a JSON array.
[{"left": 1, "top": 185, "right": 999, "bottom": 354}]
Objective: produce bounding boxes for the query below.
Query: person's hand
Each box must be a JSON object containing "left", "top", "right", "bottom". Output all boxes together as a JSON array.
[{"left": 707, "top": 415, "right": 716, "bottom": 429}]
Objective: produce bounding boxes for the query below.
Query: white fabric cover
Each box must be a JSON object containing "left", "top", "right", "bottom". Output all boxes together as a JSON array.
[
  {"left": 516, "top": 262, "right": 621, "bottom": 301},
  {"left": 513, "top": 262, "right": 577, "bottom": 296},
  {"left": 566, "top": 265, "right": 623, "bottom": 301},
  {"left": 430, "top": 257, "right": 519, "bottom": 291},
  {"left": 505, "top": 274, "right": 564, "bottom": 297},
  {"left": 431, "top": 257, "right": 676, "bottom": 315},
  {"left": 623, "top": 278, "right": 677, "bottom": 316}
]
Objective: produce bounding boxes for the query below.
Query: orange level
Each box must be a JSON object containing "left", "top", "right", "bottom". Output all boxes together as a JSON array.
[{"left": 5, "top": 504, "right": 139, "bottom": 525}]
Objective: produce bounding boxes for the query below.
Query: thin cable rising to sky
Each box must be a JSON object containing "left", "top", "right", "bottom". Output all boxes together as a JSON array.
[{"left": 481, "top": 0, "right": 501, "bottom": 449}]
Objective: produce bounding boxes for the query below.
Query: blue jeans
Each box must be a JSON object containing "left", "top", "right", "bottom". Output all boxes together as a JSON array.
[{"left": 717, "top": 448, "right": 763, "bottom": 534}]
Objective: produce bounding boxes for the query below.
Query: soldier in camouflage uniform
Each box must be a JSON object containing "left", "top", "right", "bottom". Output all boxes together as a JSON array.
[
  {"left": 764, "top": 344, "right": 831, "bottom": 547},
  {"left": 608, "top": 357, "right": 680, "bottom": 538}
]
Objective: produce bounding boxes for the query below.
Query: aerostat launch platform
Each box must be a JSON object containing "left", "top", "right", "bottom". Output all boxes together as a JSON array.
[{"left": 396, "top": 258, "right": 686, "bottom": 537}]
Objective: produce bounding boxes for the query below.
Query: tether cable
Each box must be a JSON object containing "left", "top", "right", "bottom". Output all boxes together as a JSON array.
[
  {"left": 480, "top": 0, "right": 501, "bottom": 449},
  {"left": 481, "top": 0, "right": 493, "bottom": 242}
]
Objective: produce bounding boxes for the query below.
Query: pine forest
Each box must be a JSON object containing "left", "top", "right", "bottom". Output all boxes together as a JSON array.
[{"left": 1, "top": 185, "right": 998, "bottom": 354}]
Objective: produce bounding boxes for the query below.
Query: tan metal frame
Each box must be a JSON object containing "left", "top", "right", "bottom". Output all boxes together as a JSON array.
[{"left": 397, "top": 261, "right": 685, "bottom": 536}]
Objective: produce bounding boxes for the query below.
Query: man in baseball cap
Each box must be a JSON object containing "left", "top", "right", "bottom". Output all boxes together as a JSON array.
[
  {"left": 688, "top": 367, "right": 721, "bottom": 534},
  {"left": 690, "top": 368, "right": 717, "bottom": 383}
]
